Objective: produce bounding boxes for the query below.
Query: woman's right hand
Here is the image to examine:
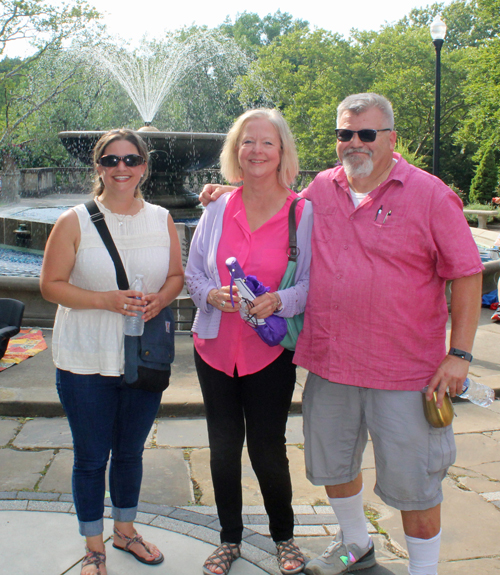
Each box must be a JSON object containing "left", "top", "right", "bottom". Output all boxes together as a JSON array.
[
  {"left": 101, "top": 290, "right": 146, "bottom": 317},
  {"left": 207, "top": 286, "right": 241, "bottom": 312}
]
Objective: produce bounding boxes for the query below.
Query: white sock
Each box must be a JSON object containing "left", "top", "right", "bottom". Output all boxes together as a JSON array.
[
  {"left": 328, "top": 486, "right": 370, "bottom": 549},
  {"left": 405, "top": 530, "right": 441, "bottom": 575}
]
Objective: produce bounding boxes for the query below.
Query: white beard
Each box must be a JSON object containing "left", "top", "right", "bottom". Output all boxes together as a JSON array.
[{"left": 342, "top": 149, "right": 374, "bottom": 178}]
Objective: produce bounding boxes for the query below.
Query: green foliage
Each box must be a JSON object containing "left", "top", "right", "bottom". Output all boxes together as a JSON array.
[
  {"left": 1, "top": 0, "right": 500, "bottom": 187},
  {"left": 0, "top": 0, "right": 103, "bottom": 148},
  {"left": 448, "top": 183, "right": 468, "bottom": 203},
  {"left": 219, "top": 10, "right": 309, "bottom": 54},
  {"left": 469, "top": 145, "right": 498, "bottom": 203},
  {"left": 394, "top": 139, "right": 427, "bottom": 168},
  {"left": 236, "top": 28, "right": 363, "bottom": 169}
]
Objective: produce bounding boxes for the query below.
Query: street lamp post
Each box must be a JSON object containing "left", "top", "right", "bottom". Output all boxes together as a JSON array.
[{"left": 430, "top": 16, "right": 447, "bottom": 178}]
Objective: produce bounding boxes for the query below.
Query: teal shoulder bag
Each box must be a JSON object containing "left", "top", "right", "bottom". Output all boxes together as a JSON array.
[{"left": 279, "top": 197, "right": 307, "bottom": 351}]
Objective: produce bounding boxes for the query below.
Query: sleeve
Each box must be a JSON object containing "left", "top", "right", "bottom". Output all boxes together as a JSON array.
[
  {"left": 275, "top": 199, "right": 313, "bottom": 317},
  {"left": 185, "top": 209, "right": 218, "bottom": 314},
  {"left": 430, "top": 188, "right": 484, "bottom": 280}
]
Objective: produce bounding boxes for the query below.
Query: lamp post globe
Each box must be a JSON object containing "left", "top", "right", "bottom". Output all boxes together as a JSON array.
[{"left": 431, "top": 16, "right": 447, "bottom": 178}]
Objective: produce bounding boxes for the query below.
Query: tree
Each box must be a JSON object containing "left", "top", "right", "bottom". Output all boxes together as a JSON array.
[
  {"left": 219, "top": 10, "right": 309, "bottom": 54},
  {"left": 236, "top": 28, "right": 364, "bottom": 169},
  {"left": 0, "top": 0, "right": 102, "bottom": 147},
  {"left": 468, "top": 145, "right": 498, "bottom": 203}
]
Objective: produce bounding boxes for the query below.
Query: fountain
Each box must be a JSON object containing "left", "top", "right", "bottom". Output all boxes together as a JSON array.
[{"left": 58, "top": 32, "right": 248, "bottom": 213}]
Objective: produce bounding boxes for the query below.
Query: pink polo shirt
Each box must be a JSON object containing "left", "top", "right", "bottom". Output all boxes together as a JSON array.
[
  {"left": 195, "top": 188, "right": 303, "bottom": 376},
  {"left": 294, "top": 154, "right": 484, "bottom": 391}
]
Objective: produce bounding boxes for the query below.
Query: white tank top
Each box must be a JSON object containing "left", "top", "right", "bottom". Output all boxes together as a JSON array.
[{"left": 52, "top": 199, "right": 171, "bottom": 376}]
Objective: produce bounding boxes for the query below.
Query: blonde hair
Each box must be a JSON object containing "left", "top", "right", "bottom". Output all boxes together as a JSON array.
[
  {"left": 92, "top": 129, "right": 149, "bottom": 198},
  {"left": 220, "top": 109, "right": 299, "bottom": 187}
]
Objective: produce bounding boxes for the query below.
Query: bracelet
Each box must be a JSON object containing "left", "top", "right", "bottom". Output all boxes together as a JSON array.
[{"left": 271, "top": 292, "right": 283, "bottom": 312}]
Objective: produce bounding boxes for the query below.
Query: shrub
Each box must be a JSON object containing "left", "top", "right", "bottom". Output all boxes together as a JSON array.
[{"left": 469, "top": 145, "right": 498, "bottom": 204}]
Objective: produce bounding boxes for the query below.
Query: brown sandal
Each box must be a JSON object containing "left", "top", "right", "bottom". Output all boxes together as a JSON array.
[
  {"left": 202, "top": 542, "right": 241, "bottom": 575},
  {"left": 82, "top": 547, "right": 106, "bottom": 575},
  {"left": 276, "top": 538, "right": 305, "bottom": 574},
  {"left": 112, "top": 526, "right": 164, "bottom": 565}
]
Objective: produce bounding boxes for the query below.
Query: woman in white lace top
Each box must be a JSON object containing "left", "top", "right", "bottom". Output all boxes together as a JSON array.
[{"left": 41, "top": 129, "right": 184, "bottom": 575}]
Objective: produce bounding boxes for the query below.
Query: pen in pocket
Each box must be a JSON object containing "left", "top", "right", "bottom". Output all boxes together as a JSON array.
[
  {"left": 382, "top": 210, "right": 392, "bottom": 224},
  {"left": 375, "top": 205, "right": 383, "bottom": 221}
]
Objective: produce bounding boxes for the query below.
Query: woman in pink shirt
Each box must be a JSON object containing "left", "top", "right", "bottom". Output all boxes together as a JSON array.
[{"left": 186, "top": 109, "right": 313, "bottom": 575}]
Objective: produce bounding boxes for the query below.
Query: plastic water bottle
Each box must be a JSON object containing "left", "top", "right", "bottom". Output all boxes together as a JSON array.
[
  {"left": 459, "top": 378, "right": 495, "bottom": 407},
  {"left": 123, "top": 274, "right": 145, "bottom": 336}
]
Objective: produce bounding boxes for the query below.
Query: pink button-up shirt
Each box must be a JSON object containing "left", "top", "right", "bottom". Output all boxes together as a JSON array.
[
  {"left": 195, "top": 189, "right": 303, "bottom": 376},
  {"left": 294, "top": 154, "right": 483, "bottom": 391}
]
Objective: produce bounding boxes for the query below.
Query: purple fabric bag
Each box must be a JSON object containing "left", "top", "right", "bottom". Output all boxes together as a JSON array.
[{"left": 226, "top": 257, "right": 287, "bottom": 347}]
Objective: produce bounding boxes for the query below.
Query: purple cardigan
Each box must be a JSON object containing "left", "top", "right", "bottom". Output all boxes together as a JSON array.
[{"left": 185, "top": 193, "right": 314, "bottom": 339}]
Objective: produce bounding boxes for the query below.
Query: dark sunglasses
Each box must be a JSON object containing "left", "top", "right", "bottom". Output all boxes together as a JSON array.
[
  {"left": 98, "top": 154, "right": 145, "bottom": 167},
  {"left": 335, "top": 128, "right": 392, "bottom": 143}
]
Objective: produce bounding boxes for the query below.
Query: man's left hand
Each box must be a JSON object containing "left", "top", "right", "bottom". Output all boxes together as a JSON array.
[{"left": 426, "top": 355, "right": 469, "bottom": 407}]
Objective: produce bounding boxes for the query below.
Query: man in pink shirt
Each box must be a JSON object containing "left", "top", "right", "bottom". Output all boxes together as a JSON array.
[{"left": 298, "top": 93, "right": 483, "bottom": 575}]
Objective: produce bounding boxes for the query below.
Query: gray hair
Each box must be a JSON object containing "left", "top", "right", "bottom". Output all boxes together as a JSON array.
[{"left": 337, "top": 93, "right": 394, "bottom": 130}]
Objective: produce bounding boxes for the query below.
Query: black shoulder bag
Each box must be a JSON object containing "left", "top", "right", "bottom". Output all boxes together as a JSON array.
[{"left": 85, "top": 200, "right": 174, "bottom": 393}]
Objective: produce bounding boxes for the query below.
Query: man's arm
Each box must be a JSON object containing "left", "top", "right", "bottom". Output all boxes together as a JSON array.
[
  {"left": 426, "top": 272, "right": 482, "bottom": 407},
  {"left": 199, "top": 183, "right": 310, "bottom": 206}
]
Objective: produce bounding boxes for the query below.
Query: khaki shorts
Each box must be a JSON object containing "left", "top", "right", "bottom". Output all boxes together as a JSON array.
[{"left": 302, "top": 372, "right": 456, "bottom": 511}]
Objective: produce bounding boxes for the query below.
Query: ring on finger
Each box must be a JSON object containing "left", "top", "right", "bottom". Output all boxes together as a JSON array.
[
  {"left": 220, "top": 300, "right": 226, "bottom": 308},
  {"left": 124, "top": 303, "right": 128, "bottom": 310}
]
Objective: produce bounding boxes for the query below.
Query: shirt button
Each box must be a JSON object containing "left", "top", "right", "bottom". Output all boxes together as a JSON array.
[
  {"left": 337, "top": 274, "right": 342, "bottom": 279},
  {"left": 334, "top": 305, "right": 339, "bottom": 310},
  {"left": 343, "top": 245, "right": 348, "bottom": 250},
  {"left": 350, "top": 216, "right": 354, "bottom": 221},
  {"left": 332, "top": 336, "right": 337, "bottom": 341}
]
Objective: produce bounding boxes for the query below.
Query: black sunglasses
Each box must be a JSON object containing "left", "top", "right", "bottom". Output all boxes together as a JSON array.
[
  {"left": 98, "top": 154, "right": 145, "bottom": 167},
  {"left": 335, "top": 128, "right": 392, "bottom": 143}
]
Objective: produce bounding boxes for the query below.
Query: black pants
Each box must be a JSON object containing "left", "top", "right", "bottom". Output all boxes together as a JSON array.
[{"left": 195, "top": 347, "right": 296, "bottom": 544}]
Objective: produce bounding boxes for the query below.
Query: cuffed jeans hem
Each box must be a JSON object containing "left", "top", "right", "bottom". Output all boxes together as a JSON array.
[
  {"left": 79, "top": 518, "right": 104, "bottom": 537},
  {"left": 112, "top": 505, "right": 138, "bottom": 523},
  {"left": 374, "top": 485, "right": 444, "bottom": 511}
]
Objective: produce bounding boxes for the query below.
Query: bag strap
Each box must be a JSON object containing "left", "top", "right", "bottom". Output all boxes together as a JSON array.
[
  {"left": 287, "top": 197, "right": 305, "bottom": 263},
  {"left": 84, "top": 200, "right": 129, "bottom": 290}
]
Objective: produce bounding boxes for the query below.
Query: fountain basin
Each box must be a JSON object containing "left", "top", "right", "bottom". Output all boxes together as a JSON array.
[{"left": 59, "top": 130, "right": 226, "bottom": 210}]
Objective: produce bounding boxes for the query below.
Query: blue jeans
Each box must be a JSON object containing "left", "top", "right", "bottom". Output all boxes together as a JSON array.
[{"left": 56, "top": 369, "right": 162, "bottom": 537}]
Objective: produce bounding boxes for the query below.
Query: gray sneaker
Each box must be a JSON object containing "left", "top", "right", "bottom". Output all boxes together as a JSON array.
[{"left": 304, "top": 530, "right": 375, "bottom": 575}]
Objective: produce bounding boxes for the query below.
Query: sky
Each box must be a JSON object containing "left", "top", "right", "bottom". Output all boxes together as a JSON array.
[{"left": 6, "top": 0, "right": 454, "bottom": 57}]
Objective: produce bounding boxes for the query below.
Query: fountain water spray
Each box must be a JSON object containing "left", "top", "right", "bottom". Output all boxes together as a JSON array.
[{"left": 60, "top": 31, "right": 249, "bottom": 210}]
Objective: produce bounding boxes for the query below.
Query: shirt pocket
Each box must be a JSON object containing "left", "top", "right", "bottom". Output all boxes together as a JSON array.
[
  {"left": 371, "top": 218, "right": 408, "bottom": 258},
  {"left": 312, "top": 205, "right": 338, "bottom": 243}
]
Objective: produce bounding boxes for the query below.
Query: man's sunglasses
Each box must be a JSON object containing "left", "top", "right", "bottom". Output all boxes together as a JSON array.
[
  {"left": 335, "top": 128, "right": 392, "bottom": 143},
  {"left": 98, "top": 154, "right": 145, "bottom": 167}
]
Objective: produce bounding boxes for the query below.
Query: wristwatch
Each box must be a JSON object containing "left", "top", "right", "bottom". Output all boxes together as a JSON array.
[{"left": 448, "top": 347, "right": 473, "bottom": 362}]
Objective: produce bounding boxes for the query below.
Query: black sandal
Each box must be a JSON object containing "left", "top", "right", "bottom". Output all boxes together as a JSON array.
[
  {"left": 276, "top": 538, "right": 305, "bottom": 574},
  {"left": 82, "top": 547, "right": 106, "bottom": 575},
  {"left": 112, "top": 526, "right": 164, "bottom": 565},
  {"left": 202, "top": 542, "right": 241, "bottom": 575}
]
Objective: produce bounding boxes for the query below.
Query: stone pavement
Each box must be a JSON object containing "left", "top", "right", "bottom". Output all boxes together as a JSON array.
[{"left": 1, "top": 307, "right": 500, "bottom": 573}]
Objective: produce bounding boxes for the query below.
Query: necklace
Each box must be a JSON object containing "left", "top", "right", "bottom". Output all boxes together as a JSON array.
[{"left": 112, "top": 213, "right": 127, "bottom": 226}]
